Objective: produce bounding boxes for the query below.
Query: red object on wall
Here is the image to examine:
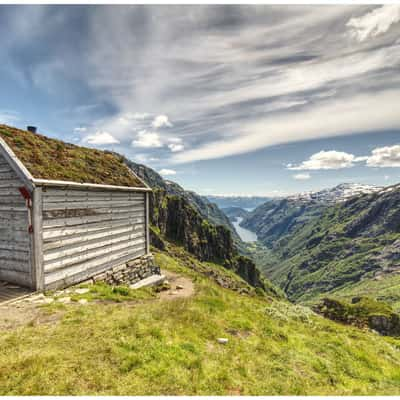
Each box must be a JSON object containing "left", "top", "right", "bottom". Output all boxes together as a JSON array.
[
  {"left": 19, "top": 187, "right": 31, "bottom": 201},
  {"left": 19, "top": 187, "right": 33, "bottom": 233}
]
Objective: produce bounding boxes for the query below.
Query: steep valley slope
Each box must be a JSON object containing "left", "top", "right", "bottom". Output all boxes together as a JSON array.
[
  {"left": 242, "top": 184, "right": 400, "bottom": 309},
  {"left": 124, "top": 159, "right": 278, "bottom": 294},
  {"left": 127, "top": 160, "right": 241, "bottom": 243}
]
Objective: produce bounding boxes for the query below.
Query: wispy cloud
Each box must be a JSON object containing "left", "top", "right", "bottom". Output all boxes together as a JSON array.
[
  {"left": 2, "top": 5, "right": 400, "bottom": 166},
  {"left": 0, "top": 110, "right": 19, "bottom": 125},
  {"left": 172, "top": 90, "right": 400, "bottom": 163},
  {"left": 293, "top": 173, "right": 311, "bottom": 180},
  {"left": 74, "top": 126, "right": 87, "bottom": 133}
]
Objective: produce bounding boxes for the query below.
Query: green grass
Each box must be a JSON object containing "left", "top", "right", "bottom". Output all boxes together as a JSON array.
[
  {"left": 1, "top": 250, "right": 400, "bottom": 395},
  {"left": 0, "top": 124, "right": 144, "bottom": 187},
  {"left": 70, "top": 283, "right": 156, "bottom": 303},
  {"left": 327, "top": 274, "right": 400, "bottom": 313}
]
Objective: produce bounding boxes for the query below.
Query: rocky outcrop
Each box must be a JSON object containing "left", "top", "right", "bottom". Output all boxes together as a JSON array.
[
  {"left": 314, "top": 297, "right": 400, "bottom": 337},
  {"left": 126, "top": 160, "right": 240, "bottom": 242},
  {"left": 149, "top": 189, "right": 267, "bottom": 290}
]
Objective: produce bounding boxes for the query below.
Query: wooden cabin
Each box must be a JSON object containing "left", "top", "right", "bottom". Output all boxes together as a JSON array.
[{"left": 0, "top": 125, "right": 157, "bottom": 291}]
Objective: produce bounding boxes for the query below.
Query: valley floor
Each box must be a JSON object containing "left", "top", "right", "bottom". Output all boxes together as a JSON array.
[{"left": 0, "top": 247, "right": 400, "bottom": 395}]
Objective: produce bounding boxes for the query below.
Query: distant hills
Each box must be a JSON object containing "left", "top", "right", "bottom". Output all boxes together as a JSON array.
[
  {"left": 242, "top": 183, "right": 400, "bottom": 310},
  {"left": 287, "top": 183, "right": 382, "bottom": 204},
  {"left": 207, "top": 195, "right": 271, "bottom": 210}
]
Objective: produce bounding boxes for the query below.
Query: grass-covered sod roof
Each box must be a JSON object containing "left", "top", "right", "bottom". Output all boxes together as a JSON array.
[{"left": 0, "top": 125, "right": 145, "bottom": 188}]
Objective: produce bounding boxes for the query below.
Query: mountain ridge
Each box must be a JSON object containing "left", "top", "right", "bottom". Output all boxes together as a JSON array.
[{"left": 243, "top": 182, "right": 400, "bottom": 307}]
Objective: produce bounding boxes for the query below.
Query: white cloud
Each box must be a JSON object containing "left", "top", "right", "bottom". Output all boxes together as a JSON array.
[
  {"left": 159, "top": 168, "right": 177, "bottom": 176},
  {"left": 366, "top": 144, "right": 400, "bottom": 168},
  {"left": 167, "top": 137, "right": 184, "bottom": 152},
  {"left": 152, "top": 115, "right": 172, "bottom": 129},
  {"left": 132, "top": 130, "right": 162, "bottom": 148},
  {"left": 83, "top": 131, "right": 120, "bottom": 145},
  {"left": 74, "top": 126, "right": 87, "bottom": 133},
  {"left": 288, "top": 151, "right": 357, "bottom": 170},
  {"left": 168, "top": 143, "right": 184, "bottom": 152},
  {"left": 172, "top": 90, "right": 400, "bottom": 164},
  {"left": 347, "top": 5, "right": 400, "bottom": 42},
  {"left": 293, "top": 173, "right": 311, "bottom": 180}
]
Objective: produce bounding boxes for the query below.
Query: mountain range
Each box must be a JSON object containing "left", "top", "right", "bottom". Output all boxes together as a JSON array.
[
  {"left": 241, "top": 183, "right": 400, "bottom": 312},
  {"left": 207, "top": 195, "right": 271, "bottom": 210}
]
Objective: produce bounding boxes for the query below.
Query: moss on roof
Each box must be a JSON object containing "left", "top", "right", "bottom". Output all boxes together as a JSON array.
[{"left": 0, "top": 125, "right": 145, "bottom": 188}]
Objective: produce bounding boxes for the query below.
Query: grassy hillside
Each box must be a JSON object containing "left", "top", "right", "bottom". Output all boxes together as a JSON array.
[
  {"left": 327, "top": 274, "right": 400, "bottom": 313},
  {"left": 1, "top": 244, "right": 400, "bottom": 395},
  {"left": 249, "top": 186, "right": 400, "bottom": 305}
]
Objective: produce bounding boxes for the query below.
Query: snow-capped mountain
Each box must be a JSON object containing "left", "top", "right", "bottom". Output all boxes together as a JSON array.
[{"left": 288, "top": 183, "right": 383, "bottom": 204}]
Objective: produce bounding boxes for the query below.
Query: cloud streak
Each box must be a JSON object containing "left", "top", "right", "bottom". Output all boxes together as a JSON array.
[{"left": 1, "top": 5, "right": 399, "bottom": 167}]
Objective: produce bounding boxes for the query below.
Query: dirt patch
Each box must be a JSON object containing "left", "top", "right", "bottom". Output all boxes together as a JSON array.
[
  {"left": 0, "top": 304, "right": 63, "bottom": 331},
  {"left": 0, "top": 271, "right": 195, "bottom": 330},
  {"left": 158, "top": 270, "right": 195, "bottom": 300}
]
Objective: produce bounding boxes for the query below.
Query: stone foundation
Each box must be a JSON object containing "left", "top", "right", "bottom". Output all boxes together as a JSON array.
[{"left": 90, "top": 254, "right": 161, "bottom": 286}]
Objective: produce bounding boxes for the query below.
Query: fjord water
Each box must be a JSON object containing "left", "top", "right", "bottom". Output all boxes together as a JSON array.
[{"left": 232, "top": 217, "right": 258, "bottom": 242}]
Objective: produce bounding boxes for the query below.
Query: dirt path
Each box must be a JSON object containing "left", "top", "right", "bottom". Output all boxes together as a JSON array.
[
  {"left": 0, "top": 271, "right": 195, "bottom": 331},
  {"left": 158, "top": 270, "right": 195, "bottom": 300}
]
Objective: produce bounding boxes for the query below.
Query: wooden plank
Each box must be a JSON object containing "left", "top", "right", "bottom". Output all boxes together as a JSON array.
[
  {"left": 42, "top": 199, "right": 144, "bottom": 211},
  {"left": 0, "top": 205, "right": 27, "bottom": 212},
  {"left": 145, "top": 192, "right": 150, "bottom": 254},
  {"left": 43, "top": 220, "right": 144, "bottom": 239},
  {"left": 0, "top": 171, "right": 17, "bottom": 179},
  {"left": 0, "top": 249, "right": 29, "bottom": 261},
  {"left": 0, "top": 230, "right": 31, "bottom": 241},
  {"left": 0, "top": 270, "right": 32, "bottom": 288},
  {"left": 43, "top": 190, "right": 145, "bottom": 202},
  {"left": 44, "top": 247, "right": 146, "bottom": 286},
  {"left": 42, "top": 205, "right": 144, "bottom": 220},
  {"left": 38, "top": 186, "right": 148, "bottom": 288},
  {"left": 43, "top": 224, "right": 144, "bottom": 250},
  {"left": 0, "top": 242, "right": 30, "bottom": 252},
  {"left": 0, "top": 160, "right": 32, "bottom": 287},
  {"left": 0, "top": 179, "right": 27, "bottom": 188},
  {"left": 32, "top": 187, "right": 44, "bottom": 290},
  {"left": 0, "top": 198, "right": 26, "bottom": 206},
  {"left": 0, "top": 283, "right": 32, "bottom": 304},
  {"left": 44, "top": 230, "right": 145, "bottom": 261},
  {"left": 0, "top": 258, "right": 31, "bottom": 272},
  {"left": 36, "top": 179, "right": 150, "bottom": 193},
  {"left": 44, "top": 236, "right": 146, "bottom": 271},
  {"left": 0, "top": 188, "right": 23, "bottom": 196},
  {"left": 42, "top": 211, "right": 145, "bottom": 228}
]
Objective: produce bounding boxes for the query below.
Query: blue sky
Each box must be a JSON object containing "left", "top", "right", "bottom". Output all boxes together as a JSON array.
[{"left": 0, "top": 5, "right": 399, "bottom": 196}]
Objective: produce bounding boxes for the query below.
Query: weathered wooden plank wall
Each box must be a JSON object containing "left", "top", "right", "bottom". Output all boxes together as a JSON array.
[
  {"left": 41, "top": 187, "right": 147, "bottom": 287},
  {"left": 0, "top": 153, "right": 32, "bottom": 287}
]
